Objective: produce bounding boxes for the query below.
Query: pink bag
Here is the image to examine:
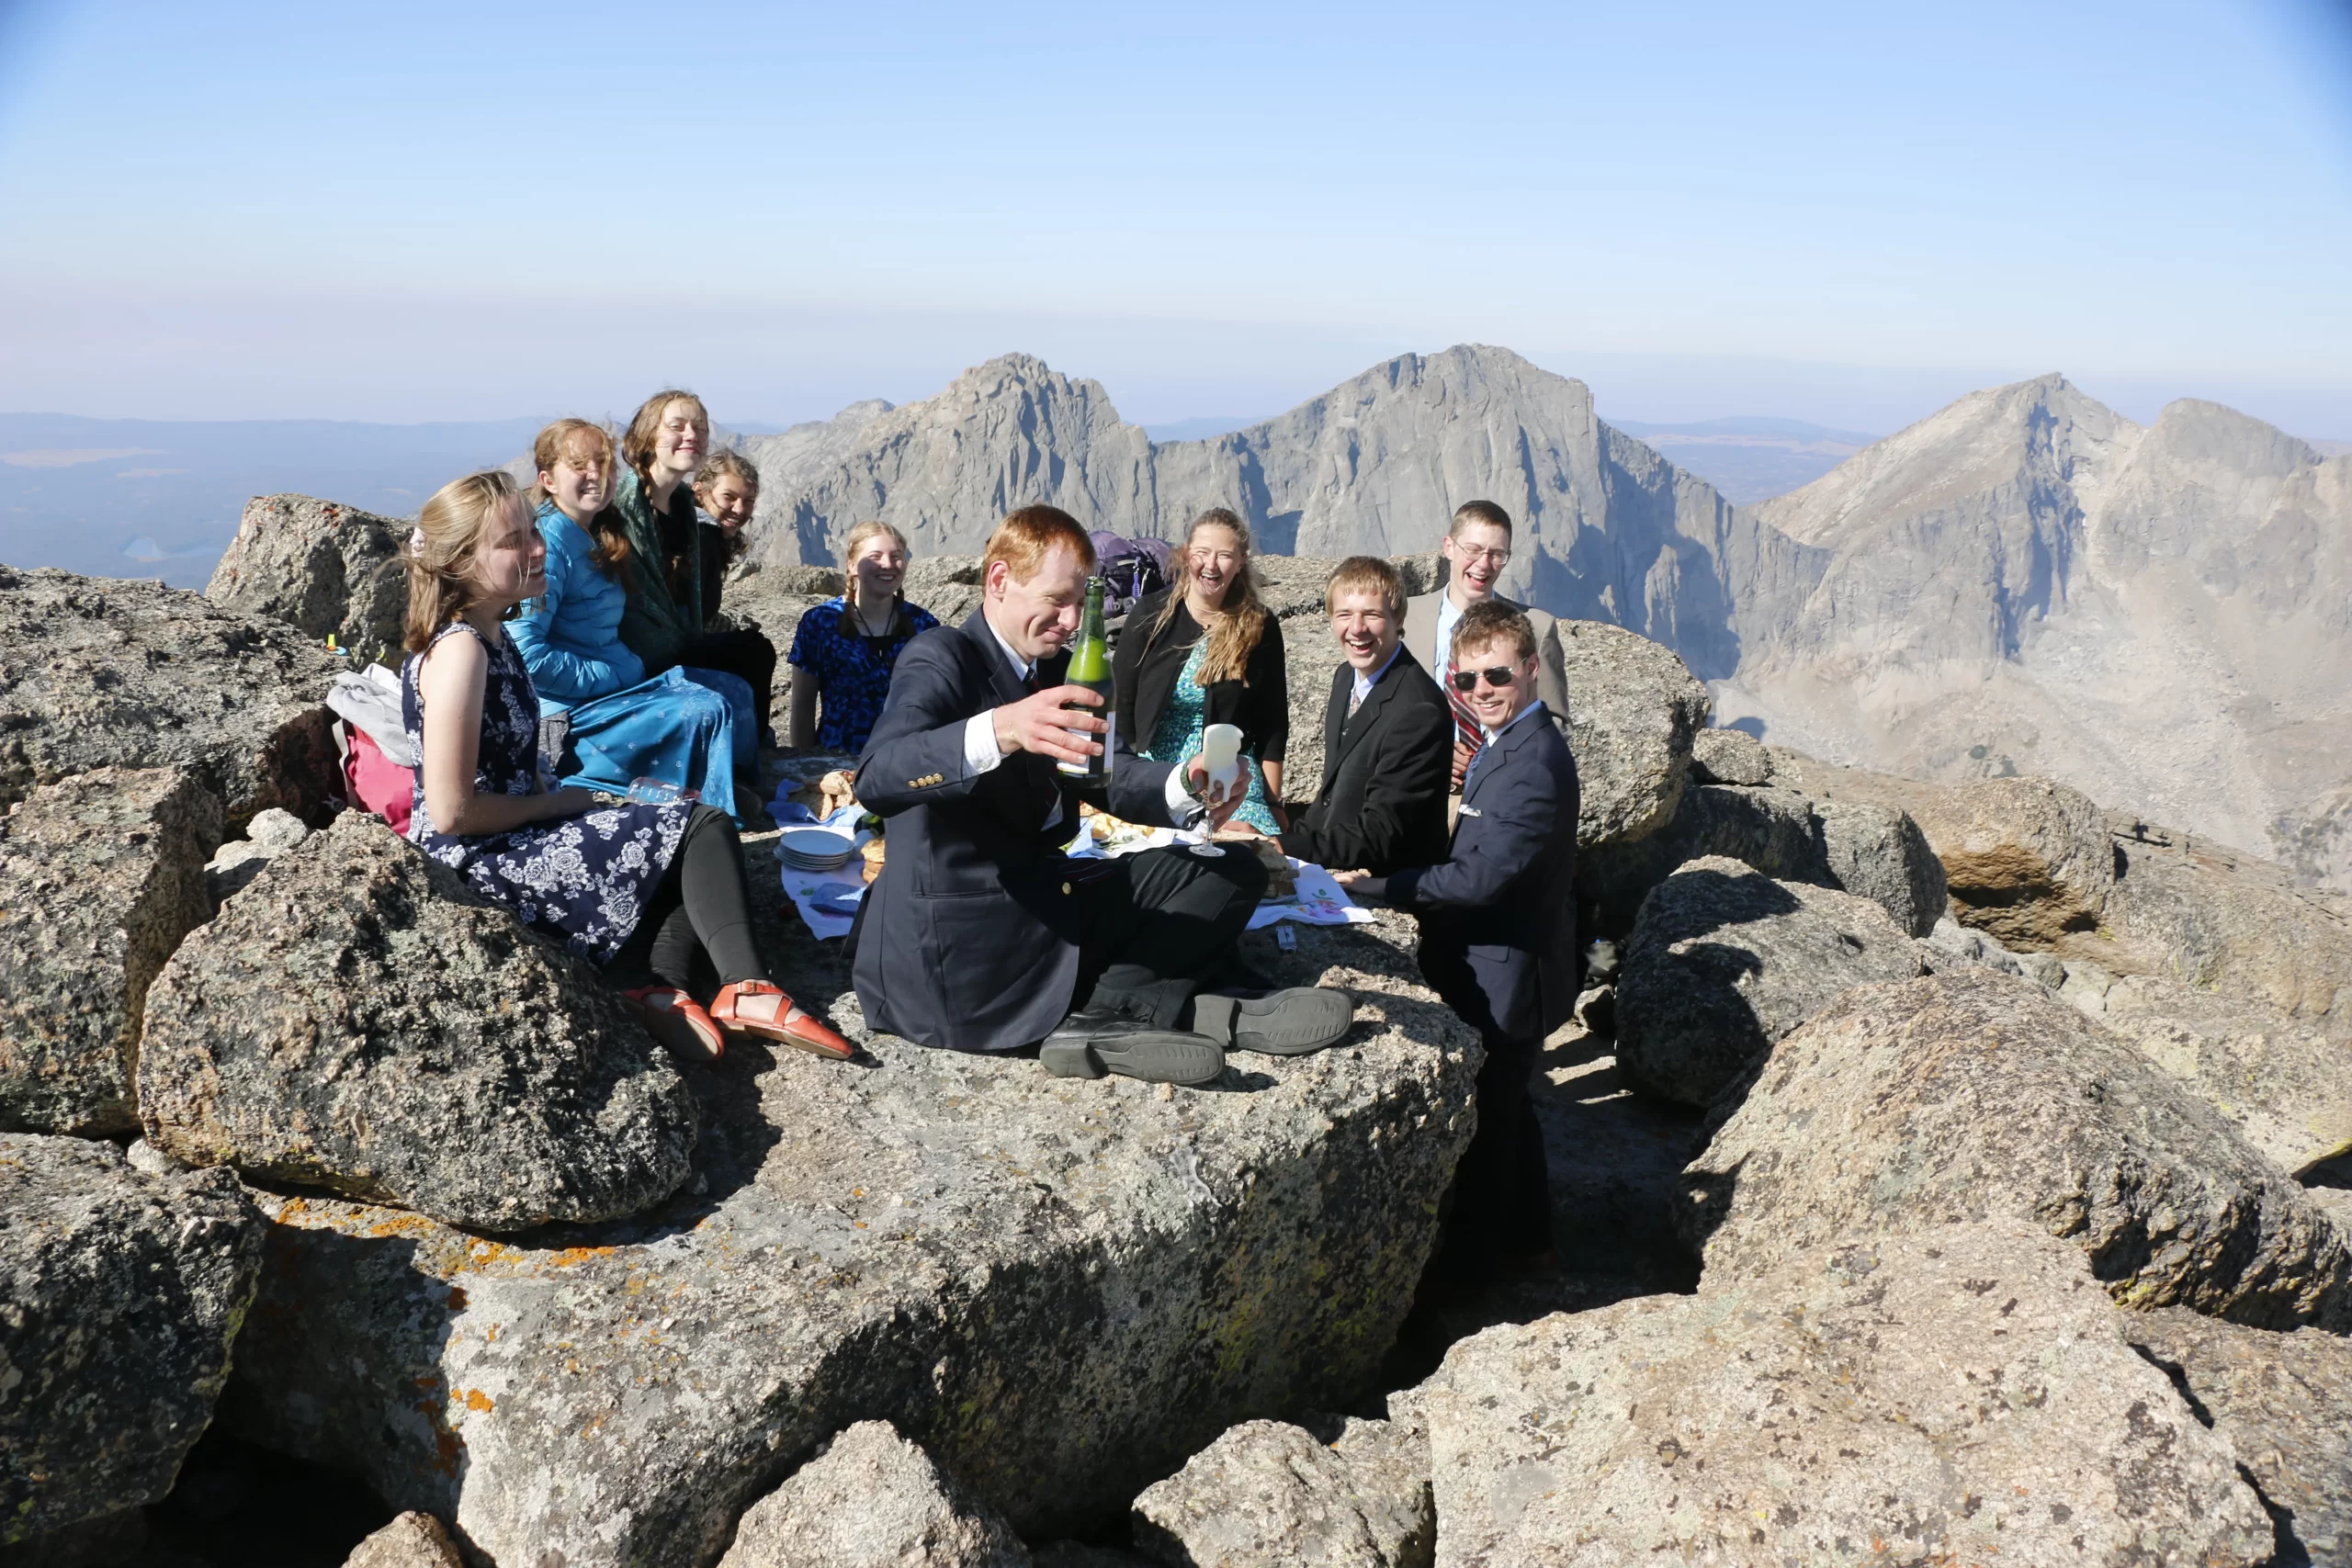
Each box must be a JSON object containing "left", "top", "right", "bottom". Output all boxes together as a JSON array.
[{"left": 343, "top": 723, "right": 414, "bottom": 835}]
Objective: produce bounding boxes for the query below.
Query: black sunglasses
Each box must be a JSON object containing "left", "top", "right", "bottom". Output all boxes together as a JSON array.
[{"left": 1449, "top": 665, "right": 1519, "bottom": 692}]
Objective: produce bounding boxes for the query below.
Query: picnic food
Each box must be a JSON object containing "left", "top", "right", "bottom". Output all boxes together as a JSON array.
[{"left": 1215, "top": 830, "right": 1298, "bottom": 899}]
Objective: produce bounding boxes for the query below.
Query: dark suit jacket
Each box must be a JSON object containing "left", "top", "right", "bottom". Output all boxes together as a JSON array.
[
  {"left": 1360, "top": 705, "right": 1579, "bottom": 1042},
  {"left": 1112, "top": 590, "right": 1289, "bottom": 765},
  {"left": 852, "top": 611, "right": 1182, "bottom": 1053},
  {"left": 1277, "top": 646, "right": 1452, "bottom": 875}
]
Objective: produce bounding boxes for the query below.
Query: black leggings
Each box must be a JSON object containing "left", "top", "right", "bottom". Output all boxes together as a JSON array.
[
  {"left": 680, "top": 629, "right": 779, "bottom": 738},
  {"left": 614, "top": 806, "right": 767, "bottom": 996}
]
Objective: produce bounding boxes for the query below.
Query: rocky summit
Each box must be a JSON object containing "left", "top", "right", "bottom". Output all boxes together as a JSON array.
[
  {"left": 6, "top": 533, "right": 2350, "bottom": 1566},
  {"left": 214, "top": 910, "right": 1476, "bottom": 1567}
]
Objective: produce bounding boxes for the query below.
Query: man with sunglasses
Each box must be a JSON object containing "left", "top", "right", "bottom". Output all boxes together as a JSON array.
[
  {"left": 1335, "top": 600, "right": 1579, "bottom": 1290},
  {"left": 1401, "top": 501, "right": 1571, "bottom": 795}
]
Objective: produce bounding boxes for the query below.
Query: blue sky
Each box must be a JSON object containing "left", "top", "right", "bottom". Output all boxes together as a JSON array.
[{"left": 2, "top": 0, "right": 2349, "bottom": 434}]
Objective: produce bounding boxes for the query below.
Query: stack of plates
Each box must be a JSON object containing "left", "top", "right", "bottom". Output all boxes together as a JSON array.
[{"left": 779, "top": 827, "right": 859, "bottom": 874}]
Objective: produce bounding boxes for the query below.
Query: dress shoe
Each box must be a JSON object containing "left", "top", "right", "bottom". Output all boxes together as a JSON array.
[
  {"left": 1041, "top": 987, "right": 1225, "bottom": 1085},
  {"left": 1189, "top": 987, "right": 1354, "bottom": 1056}
]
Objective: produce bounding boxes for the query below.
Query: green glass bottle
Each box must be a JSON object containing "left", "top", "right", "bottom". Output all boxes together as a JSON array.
[{"left": 1058, "top": 576, "right": 1114, "bottom": 784}]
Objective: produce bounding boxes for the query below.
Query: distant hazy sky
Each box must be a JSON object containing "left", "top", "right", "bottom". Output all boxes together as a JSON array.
[{"left": 3, "top": 0, "right": 2349, "bottom": 434}]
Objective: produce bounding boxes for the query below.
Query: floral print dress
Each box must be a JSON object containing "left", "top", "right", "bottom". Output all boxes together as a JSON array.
[
  {"left": 786, "top": 596, "right": 942, "bottom": 755},
  {"left": 1141, "top": 639, "right": 1283, "bottom": 834},
  {"left": 403, "top": 621, "right": 691, "bottom": 966}
]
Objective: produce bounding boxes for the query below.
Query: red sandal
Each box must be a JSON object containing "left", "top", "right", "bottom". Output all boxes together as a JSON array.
[
  {"left": 709, "top": 980, "right": 854, "bottom": 1061},
  {"left": 621, "top": 986, "right": 725, "bottom": 1066}
]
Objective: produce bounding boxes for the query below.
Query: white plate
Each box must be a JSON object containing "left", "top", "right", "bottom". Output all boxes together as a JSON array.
[{"left": 780, "top": 827, "right": 857, "bottom": 858}]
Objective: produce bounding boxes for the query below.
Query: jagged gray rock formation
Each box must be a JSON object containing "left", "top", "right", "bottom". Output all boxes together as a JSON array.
[
  {"left": 2124, "top": 1306, "right": 2352, "bottom": 1565},
  {"left": 1550, "top": 619, "right": 1708, "bottom": 846},
  {"left": 1614, "top": 857, "right": 1927, "bottom": 1108},
  {"left": 206, "top": 493, "right": 408, "bottom": 668},
  {"left": 718, "top": 1420, "right": 1029, "bottom": 1568},
  {"left": 1396, "top": 1223, "right": 2275, "bottom": 1568},
  {"left": 1687, "top": 726, "right": 1770, "bottom": 784},
  {"left": 217, "top": 913, "right": 1476, "bottom": 1568},
  {"left": 343, "top": 1511, "right": 465, "bottom": 1568},
  {"left": 139, "top": 812, "right": 698, "bottom": 1232},
  {"left": 203, "top": 803, "right": 311, "bottom": 901},
  {"left": 1679, "top": 970, "right": 2352, "bottom": 1328},
  {"left": 1131, "top": 1416, "right": 1432, "bottom": 1568},
  {"left": 0, "top": 1134, "right": 264, "bottom": 1547},
  {"left": 2055, "top": 964, "right": 2352, "bottom": 1177},
  {"left": 1576, "top": 783, "right": 1824, "bottom": 936},
  {"left": 1811, "top": 797, "right": 1948, "bottom": 937},
  {"left": 0, "top": 566, "right": 343, "bottom": 828},
  {"left": 1771, "top": 749, "right": 2352, "bottom": 1033},
  {"left": 1718, "top": 378, "right": 2352, "bottom": 892},
  {"left": 0, "top": 767, "right": 219, "bottom": 1135},
  {"left": 747, "top": 355, "right": 2351, "bottom": 897},
  {"left": 742, "top": 347, "right": 1804, "bottom": 688}
]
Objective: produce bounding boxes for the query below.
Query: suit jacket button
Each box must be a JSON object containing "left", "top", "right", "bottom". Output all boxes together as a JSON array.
[{"left": 1061, "top": 882, "right": 1072, "bottom": 895}]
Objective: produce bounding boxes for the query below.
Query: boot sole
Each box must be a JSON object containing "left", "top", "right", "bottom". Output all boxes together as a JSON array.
[
  {"left": 1041, "top": 1032, "right": 1226, "bottom": 1085},
  {"left": 1193, "top": 988, "right": 1354, "bottom": 1055}
]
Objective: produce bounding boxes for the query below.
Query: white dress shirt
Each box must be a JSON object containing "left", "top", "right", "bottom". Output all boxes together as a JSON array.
[
  {"left": 1432, "top": 592, "right": 1464, "bottom": 680},
  {"left": 1352, "top": 642, "right": 1403, "bottom": 709}
]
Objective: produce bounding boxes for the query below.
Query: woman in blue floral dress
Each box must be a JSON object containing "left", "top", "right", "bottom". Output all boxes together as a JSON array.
[
  {"left": 401, "top": 468, "right": 852, "bottom": 1062},
  {"left": 786, "top": 520, "right": 941, "bottom": 754}
]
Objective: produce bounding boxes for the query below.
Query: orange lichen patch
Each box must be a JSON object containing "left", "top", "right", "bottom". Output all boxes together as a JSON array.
[
  {"left": 363, "top": 1212, "right": 437, "bottom": 1240},
  {"left": 542, "top": 1246, "right": 618, "bottom": 1269},
  {"left": 463, "top": 1389, "right": 494, "bottom": 1413}
]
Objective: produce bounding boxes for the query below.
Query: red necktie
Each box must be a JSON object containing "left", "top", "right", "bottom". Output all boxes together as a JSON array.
[{"left": 1444, "top": 665, "right": 1483, "bottom": 755}]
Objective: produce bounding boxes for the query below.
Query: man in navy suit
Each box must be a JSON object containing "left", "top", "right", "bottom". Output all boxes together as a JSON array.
[
  {"left": 854, "top": 505, "right": 1353, "bottom": 1085},
  {"left": 1337, "top": 599, "right": 1579, "bottom": 1282}
]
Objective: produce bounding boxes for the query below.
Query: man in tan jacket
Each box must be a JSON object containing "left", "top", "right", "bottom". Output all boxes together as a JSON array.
[{"left": 1401, "top": 501, "right": 1570, "bottom": 790}]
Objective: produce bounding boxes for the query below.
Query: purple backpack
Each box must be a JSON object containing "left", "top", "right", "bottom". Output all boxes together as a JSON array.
[{"left": 1089, "top": 532, "right": 1172, "bottom": 616}]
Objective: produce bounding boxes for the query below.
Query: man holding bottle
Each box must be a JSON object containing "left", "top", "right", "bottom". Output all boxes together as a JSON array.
[{"left": 852, "top": 504, "right": 1353, "bottom": 1084}]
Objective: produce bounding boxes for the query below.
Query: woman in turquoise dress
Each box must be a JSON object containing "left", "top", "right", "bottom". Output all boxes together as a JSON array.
[{"left": 1112, "top": 508, "right": 1288, "bottom": 834}]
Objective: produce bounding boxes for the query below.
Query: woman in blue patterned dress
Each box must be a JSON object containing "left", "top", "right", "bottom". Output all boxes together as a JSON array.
[
  {"left": 401, "top": 469, "right": 852, "bottom": 1062},
  {"left": 786, "top": 520, "right": 942, "bottom": 754}
]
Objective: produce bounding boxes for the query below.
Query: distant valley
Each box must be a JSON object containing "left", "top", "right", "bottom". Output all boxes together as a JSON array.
[{"left": 0, "top": 413, "right": 782, "bottom": 588}]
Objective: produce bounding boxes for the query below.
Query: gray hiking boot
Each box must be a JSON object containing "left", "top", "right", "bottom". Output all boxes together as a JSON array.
[{"left": 1190, "top": 987, "right": 1355, "bottom": 1056}]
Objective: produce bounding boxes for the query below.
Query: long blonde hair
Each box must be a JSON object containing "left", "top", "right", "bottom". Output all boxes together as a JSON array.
[
  {"left": 403, "top": 470, "right": 524, "bottom": 653},
  {"left": 1154, "top": 507, "right": 1269, "bottom": 685},
  {"left": 842, "top": 519, "right": 911, "bottom": 607},
  {"left": 528, "top": 418, "right": 630, "bottom": 584}
]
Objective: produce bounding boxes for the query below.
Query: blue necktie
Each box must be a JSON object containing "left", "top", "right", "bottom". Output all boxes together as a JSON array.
[{"left": 1462, "top": 738, "right": 1491, "bottom": 795}]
